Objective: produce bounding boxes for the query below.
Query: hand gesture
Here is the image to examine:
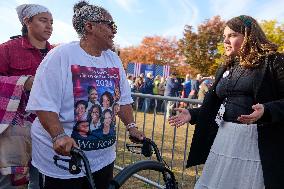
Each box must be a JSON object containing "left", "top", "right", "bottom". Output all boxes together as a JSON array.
[
  {"left": 168, "top": 108, "right": 191, "bottom": 127},
  {"left": 237, "top": 103, "right": 264, "bottom": 124}
]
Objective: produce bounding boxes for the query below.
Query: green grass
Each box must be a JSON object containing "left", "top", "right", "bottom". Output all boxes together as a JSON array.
[{"left": 114, "top": 112, "right": 203, "bottom": 189}]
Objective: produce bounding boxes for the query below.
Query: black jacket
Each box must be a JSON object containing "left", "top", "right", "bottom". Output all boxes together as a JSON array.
[{"left": 186, "top": 52, "right": 284, "bottom": 188}]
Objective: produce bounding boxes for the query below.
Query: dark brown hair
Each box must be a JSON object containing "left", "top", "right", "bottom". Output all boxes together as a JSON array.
[
  {"left": 21, "top": 17, "right": 33, "bottom": 36},
  {"left": 224, "top": 15, "right": 278, "bottom": 68}
]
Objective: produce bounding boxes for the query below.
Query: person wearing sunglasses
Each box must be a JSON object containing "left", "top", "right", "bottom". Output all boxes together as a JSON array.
[{"left": 26, "top": 1, "right": 144, "bottom": 189}]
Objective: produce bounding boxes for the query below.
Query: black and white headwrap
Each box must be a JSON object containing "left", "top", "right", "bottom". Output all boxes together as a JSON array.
[
  {"left": 16, "top": 4, "right": 51, "bottom": 25},
  {"left": 73, "top": 2, "right": 111, "bottom": 38}
]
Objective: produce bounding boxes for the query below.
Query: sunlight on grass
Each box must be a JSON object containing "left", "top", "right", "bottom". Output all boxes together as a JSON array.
[{"left": 114, "top": 112, "right": 203, "bottom": 189}]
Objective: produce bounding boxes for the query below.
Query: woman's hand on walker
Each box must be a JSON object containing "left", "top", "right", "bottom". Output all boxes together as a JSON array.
[
  {"left": 237, "top": 103, "right": 264, "bottom": 124},
  {"left": 168, "top": 108, "right": 191, "bottom": 127},
  {"left": 53, "top": 136, "right": 78, "bottom": 156},
  {"left": 129, "top": 127, "right": 145, "bottom": 142}
]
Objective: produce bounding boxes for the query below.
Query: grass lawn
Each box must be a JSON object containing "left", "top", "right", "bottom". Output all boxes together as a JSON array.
[{"left": 114, "top": 111, "right": 203, "bottom": 189}]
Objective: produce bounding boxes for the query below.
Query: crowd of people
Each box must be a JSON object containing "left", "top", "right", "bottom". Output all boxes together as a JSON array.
[
  {"left": 0, "top": 1, "right": 283, "bottom": 189},
  {"left": 127, "top": 71, "right": 214, "bottom": 117}
]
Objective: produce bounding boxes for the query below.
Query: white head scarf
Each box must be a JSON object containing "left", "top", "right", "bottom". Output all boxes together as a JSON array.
[{"left": 16, "top": 4, "right": 51, "bottom": 25}]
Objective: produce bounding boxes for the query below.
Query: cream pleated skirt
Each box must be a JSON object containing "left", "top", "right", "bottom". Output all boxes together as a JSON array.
[{"left": 194, "top": 122, "right": 265, "bottom": 189}]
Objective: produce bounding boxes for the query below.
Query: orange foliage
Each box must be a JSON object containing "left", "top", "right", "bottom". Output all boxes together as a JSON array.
[
  {"left": 120, "top": 36, "right": 179, "bottom": 68},
  {"left": 119, "top": 35, "right": 199, "bottom": 77}
]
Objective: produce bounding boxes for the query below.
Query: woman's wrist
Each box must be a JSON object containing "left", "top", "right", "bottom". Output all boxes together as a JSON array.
[
  {"left": 52, "top": 132, "right": 68, "bottom": 143},
  {"left": 126, "top": 122, "right": 138, "bottom": 131}
]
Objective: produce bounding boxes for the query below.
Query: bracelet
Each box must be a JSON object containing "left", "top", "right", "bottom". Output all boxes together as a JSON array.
[
  {"left": 126, "top": 123, "right": 138, "bottom": 131},
  {"left": 52, "top": 132, "right": 68, "bottom": 143}
]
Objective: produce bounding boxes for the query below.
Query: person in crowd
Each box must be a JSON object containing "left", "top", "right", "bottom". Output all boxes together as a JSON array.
[
  {"left": 188, "top": 73, "right": 202, "bottom": 99},
  {"left": 153, "top": 75, "right": 161, "bottom": 95},
  {"left": 153, "top": 75, "right": 162, "bottom": 111},
  {"left": 141, "top": 72, "right": 154, "bottom": 112},
  {"left": 75, "top": 100, "right": 88, "bottom": 121},
  {"left": 127, "top": 75, "right": 135, "bottom": 92},
  {"left": 164, "top": 72, "right": 180, "bottom": 118},
  {"left": 0, "top": 3, "right": 53, "bottom": 189},
  {"left": 132, "top": 76, "right": 144, "bottom": 110},
  {"left": 139, "top": 73, "right": 145, "bottom": 81},
  {"left": 133, "top": 76, "right": 144, "bottom": 93},
  {"left": 100, "top": 91, "right": 114, "bottom": 111},
  {"left": 88, "top": 104, "right": 102, "bottom": 131},
  {"left": 158, "top": 76, "right": 166, "bottom": 96},
  {"left": 169, "top": 15, "right": 284, "bottom": 189},
  {"left": 26, "top": 1, "right": 144, "bottom": 189},
  {"left": 132, "top": 76, "right": 136, "bottom": 85},
  {"left": 182, "top": 74, "right": 192, "bottom": 98},
  {"left": 157, "top": 76, "right": 166, "bottom": 112},
  {"left": 86, "top": 86, "right": 100, "bottom": 112},
  {"left": 180, "top": 74, "right": 192, "bottom": 108},
  {"left": 197, "top": 79, "right": 212, "bottom": 102}
]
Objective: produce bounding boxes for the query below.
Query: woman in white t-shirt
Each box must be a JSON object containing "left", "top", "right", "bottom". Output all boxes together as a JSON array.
[{"left": 26, "top": 1, "right": 145, "bottom": 189}]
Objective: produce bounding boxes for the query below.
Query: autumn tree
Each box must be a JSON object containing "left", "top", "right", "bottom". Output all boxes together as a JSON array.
[
  {"left": 119, "top": 46, "right": 142, "bottom": 68},
  {"left": 119, "top": 36, "right": 179, "bottom": 68},
  {"left": 179, "top": 16, "right": 225, "bottom": 75},
  {"left": 260, "top": 20, "right": 284, "bottom": 51},
  {"left": 120, "top": 17, "right": 284, "bottom": 77}
]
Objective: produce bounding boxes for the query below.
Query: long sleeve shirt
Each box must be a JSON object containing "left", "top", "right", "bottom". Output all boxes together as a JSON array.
[{"left": 0, "top": 36, "right": 52, "bottom": 76}]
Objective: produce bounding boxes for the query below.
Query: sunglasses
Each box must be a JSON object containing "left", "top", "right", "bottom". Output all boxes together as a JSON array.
[{"left": 93, "top": 20, "right": 117, "bottom": 33}]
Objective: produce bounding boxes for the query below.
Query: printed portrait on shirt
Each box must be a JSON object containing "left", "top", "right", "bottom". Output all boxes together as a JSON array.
[{"left": 71, "top": 65, "right": 121, "bottom": 151}]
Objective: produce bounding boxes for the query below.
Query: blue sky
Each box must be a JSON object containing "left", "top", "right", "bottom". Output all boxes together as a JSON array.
[{"left": 0, "top": 0, "right": 283, "bottom": 47}]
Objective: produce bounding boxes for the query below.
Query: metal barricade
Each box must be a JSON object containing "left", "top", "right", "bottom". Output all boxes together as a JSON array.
[{"left": 114, "top": 93, "right": 203, "bottom": 189}]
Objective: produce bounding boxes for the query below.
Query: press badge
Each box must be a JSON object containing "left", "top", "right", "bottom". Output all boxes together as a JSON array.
[{"left": 215, "top": 103, "right": 226, "bottom": 127}]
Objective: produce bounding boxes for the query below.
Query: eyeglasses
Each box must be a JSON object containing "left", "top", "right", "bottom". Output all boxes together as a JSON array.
[{"left": 93, "top": 20, "right": 117, "bottom": 33}]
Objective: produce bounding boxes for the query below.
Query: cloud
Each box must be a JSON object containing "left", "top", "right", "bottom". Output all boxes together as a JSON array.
[
  {"left": 159, "top": 0, "right": 199, "bottom": 38},
  {"left": 115, "top": 0, "right": 200, "bottom": 47},
  {"left": 49, "top": 20, "right": 78, "bottom": 44},
  {"left": 15, "top": 0, "right": 32, "bottom": 5},
  {"left": 0, "top": 6, "right": 22, "bottom": 43},
  {"left": 209, "top": 0, "right": 254, "bottom": 20},
  {"left": 208, "top": 0, "right": 284, "bottom": 22},
  {"left": 113, "top": 0, "right": 143, "bottom": 13},
  {"left": 114, "top": 34, "right": 138, "bottom": 47},
  {"left": 15, "top": 0, "right": 52, "bottom": 5},
  {"left": 252, "top": 0, "right": 284, "bottom": 21}
]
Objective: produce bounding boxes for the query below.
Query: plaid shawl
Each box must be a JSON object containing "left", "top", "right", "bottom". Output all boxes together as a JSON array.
[
  {"left": 0, "top": 76, "right": 36, "bottom": 186},
  {"left": 0, "top": 76, "right": 30, "bottom": 133}
]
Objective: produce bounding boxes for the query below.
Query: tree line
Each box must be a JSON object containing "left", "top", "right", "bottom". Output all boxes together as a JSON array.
[{"left": 119, "top": 15, "right": 284, "bottom": 76}]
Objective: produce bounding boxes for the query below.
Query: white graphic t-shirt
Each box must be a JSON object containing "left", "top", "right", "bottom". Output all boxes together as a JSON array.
[{"left": 26, "top": 41, "right": 133, "bottom": 179}]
